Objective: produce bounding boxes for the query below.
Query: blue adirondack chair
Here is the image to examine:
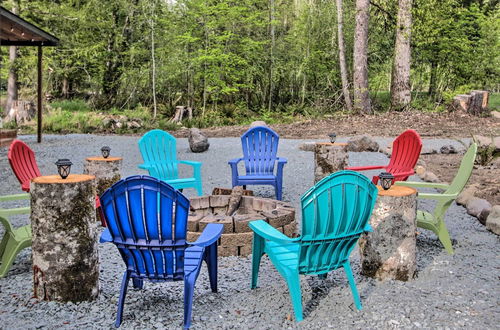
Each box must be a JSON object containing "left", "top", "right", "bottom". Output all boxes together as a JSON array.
[
  {"left": 250, "top": 170, "right": 378, "bottom": 321},
  {"left": 99, "top": 176, "right": 223, "bottom": 328},
  {"left": 138, "top": 129, "right": 203, "bottom": 196},
  {"left": 229, "top": 126, "right": 287, "bottom": 200}
]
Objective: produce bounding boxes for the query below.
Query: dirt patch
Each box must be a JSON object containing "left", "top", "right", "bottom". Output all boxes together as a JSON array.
[
  {"left": 421, "top": 154, "right": 500, "bottom": 206},
  {"left": 174, "top": 111, "right": 500, "bottom": 139}
]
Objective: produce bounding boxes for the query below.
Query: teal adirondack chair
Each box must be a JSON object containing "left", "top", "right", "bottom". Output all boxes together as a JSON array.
[
  {"left": 0, "top": 193, "right": 31, "bottom": 278},
  {"left": 250, "top": 170, "right": 378, "bottom": 321},
  {"left": 138, "top": 129, "right": 203, "bottom": 195},
  {"left": 396, "top": 143, "right": 478, "bottom": 254}
]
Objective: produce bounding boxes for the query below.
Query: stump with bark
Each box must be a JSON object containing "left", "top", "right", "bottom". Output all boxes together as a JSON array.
[
  {"left": 31, "top": 174, "right": 99, "bottom": 302},
  {"left": 314, "top": 142, "right": 348, "bottom": 183},
  {"left": 83, "top": 156, "right": 122, "bottom": 196},
  {"left": 171, "top": 106, "right": 193, "bottom": 123},
  {"left": 358, "top": 185, "right": 417, "bottom": 281}
]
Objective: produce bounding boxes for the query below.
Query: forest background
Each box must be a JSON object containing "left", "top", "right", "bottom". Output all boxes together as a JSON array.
[{"left": 1, "top": 0, "right": 499, "bottom": 133}]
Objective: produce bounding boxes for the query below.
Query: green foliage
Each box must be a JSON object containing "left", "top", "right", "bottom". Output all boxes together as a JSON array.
[
  {"left": 489, "top": 93, "right": 500, "bottom": 110},
  {"left": 50, "top": 99, "right": 90, "bottom": 112}
]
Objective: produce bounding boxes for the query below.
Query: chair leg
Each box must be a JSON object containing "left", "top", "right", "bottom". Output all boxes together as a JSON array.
[
  {"left": 437, "top": 221, "right": 454, "bottom": 255},
  {"left": 242, "top": 185, "right": 246, "bottom": 190},
  {"left": 132, "top": 278, "right": 143, "bottom": 289},
  {"left": 343, "top": 262, "right": 362, "bottom": 310},
  {"left": 251, "top": 235, "right": 265, "bottom": 289},
  {"left": 286, "top": 274, "right": 303, "bottom": 322},
  {"left": 275, "top": 183, "right": 282, "bottom": 201},
  {"left": 195, "top": 182, "right": 203, "bottom": 196},
  {"left": 204, "top": 244, "right": 218, "bottom": 292},
  {"left": 115, "top": 271, "right": 131, "bottom": 328},
  {"left": 183, "top": 275, "right": 196, "bottom": 329},
  {"left": 0, "top": 237, "right": 24, "bottom": 278},
  {"left": 318, "top": 273, "right": 327, "bottom": 279}
]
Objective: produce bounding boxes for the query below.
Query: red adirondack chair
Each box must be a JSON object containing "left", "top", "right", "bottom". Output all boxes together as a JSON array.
[
  {"left": 8, "top": 140, "right": 106, "bottom": 226},
  {"left": 346, "top": 129, "right": 422, "bottom": 184},
  {"left": 8, "top": 140, "right": 41, "bottom": 192}
]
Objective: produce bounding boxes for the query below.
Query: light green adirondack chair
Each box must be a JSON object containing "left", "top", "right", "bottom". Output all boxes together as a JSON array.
[
  {"left": 396, "top": 143, "right": 477, "bottom": 254},
  {"left": 250, "top": 171, "right": 378, "bottom": 321},
  {"left": 0, "top": 193, "right": 31, "bottom": 277}
]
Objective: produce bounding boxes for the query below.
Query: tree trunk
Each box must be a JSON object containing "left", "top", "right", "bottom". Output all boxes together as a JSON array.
[
  {"left": 150, "top": 1, "right": 158, "bottom": 118},
  {"left": 353, "top": 0, "right": 371, "bottom": 114},
  {"left": 390, "top": 0, "right": 413, "bottom": 111},
  {"left": 335, "top": 0, "right": 352, "bottom": 111},
  {"left": 268, "top": 0, "right": 276, "bottom": 112},
  {"left": 5, "top": 5, "right": 19, "bottom": 117},
  {"left": 428, "top": 60, "right": 437, "bottom": 98}
]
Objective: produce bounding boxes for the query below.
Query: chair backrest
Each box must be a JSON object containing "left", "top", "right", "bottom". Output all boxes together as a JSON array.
[
  {"left": 8, "top": 139, "right": 41, "bottom": 192},
  {"left": 445, "top": 143, "right": 477, "bottom": 196},
  {"left": 100, "top": 175, "right": 190, "bottom": 281},
  {"left": 386, "top": 130, "right": 422, "bottom": 180},
  {"left": 138, "top": 129, "right": 179, "bottom": 180},
  {"left": 241, "top": 126, "right": 279, "bottom": 175},
  {"left": 298, "top": 171, "right": 378, "bottom": 275}
]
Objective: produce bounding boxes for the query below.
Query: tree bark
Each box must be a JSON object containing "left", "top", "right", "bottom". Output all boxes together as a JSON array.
[
  {"left": 428, "top": 60, "right": 437, "bottom": 98},
  {"left": 314, "top": 143, "right": 348, "bottom": 183},
  {"left": 353, "top": 0, "right": 371, "bottom": 114},
  {"left": 390, "top": 0, "right": 413, "bottom": 111},
  {"left": 335, "top": 0, "right": 352, "bottom": 111}
]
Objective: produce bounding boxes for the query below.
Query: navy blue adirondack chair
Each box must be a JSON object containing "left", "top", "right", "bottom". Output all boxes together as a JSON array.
[
  {"left": 99, "top": 176, "right": 223, "bottom": 328},
  {"left": 229, "top": 126, "right": 287, "bottom": 200}
]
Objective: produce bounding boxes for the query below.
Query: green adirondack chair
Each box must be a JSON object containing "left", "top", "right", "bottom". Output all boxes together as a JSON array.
[
  {"left": 250, "top": 170, "right": 378, "bottom": 321},
  {"left": 0, "top": 193, "right": 31, "bottom": 278},
  {"left": 396, "top": 143, "right": 477, "bottom": 254}
]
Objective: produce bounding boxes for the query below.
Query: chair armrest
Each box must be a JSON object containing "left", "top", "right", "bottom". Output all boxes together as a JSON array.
[
  {"left": 277, "top": 157, "right": 288, "bottom": 164},
  {"left": 0, "top": 206, "right": 30, "bottom": 218},
  {"left": 138, "top": 163, "right": 153, "bottom": 170},
  {"left": 345, "top": 165, "right": 385, "bottom": 172},
  {"left": 228, "top": 157, "right": 244, "bottom": 166},
  {"left": 99, "top": 228, "right": 113, "bottom": 243},
  {"left": 417, "top": 193, "right": 457, "bottom": 202},
  {"left": 179, "top": 160, "right": 202, "bottom": 168},
  {"left": 190, "top": 223, "right": 223, "bottom": 247},
  {"left": 396, "top": 181, "right": 450, "bottom": 190},
  {"left": 249, "top": 220, "right": 297, "bottom": 244},
  {"left": 0, "top": 193, "right": 30, "bottom": 202}
]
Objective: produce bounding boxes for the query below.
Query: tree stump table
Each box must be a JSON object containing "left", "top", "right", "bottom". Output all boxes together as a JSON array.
[
  {"left": 30, "top": 174, "right": 99, "bottom": 302},
  {"left": 314, "top": 142, "right": 348, "bottom": 183},
  {"left": 358, "top": 185, "right": 417, "bottom": 281},
  {"left": 83, "top": 156, "right": 122, "bottom": 196}
]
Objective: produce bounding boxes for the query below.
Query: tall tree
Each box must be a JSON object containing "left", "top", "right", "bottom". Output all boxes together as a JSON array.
[
  {"left": 390, "top": 0, "right": 412, "bottom": 110},
  {"left": 335, "top": 0, "right": 352, "bottom": 111},
  {"left": 353, "top": 0, "right": 371, "bottom": 114}
]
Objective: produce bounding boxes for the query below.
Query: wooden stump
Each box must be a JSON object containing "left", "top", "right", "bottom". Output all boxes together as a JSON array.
[
  {"left": 314, "top": 143, "right": 348, "bottom": 183},
  {"left": 359, "top": 185, "right": 417, "bottom": 281},
  {"left": 0, "top": 129, "right": 17, "bottom": 148},
  {"left": 83, "top": 156, "right": 122, "bottom": 196},
  {"left": 449, "top": 94, "right": 472, "bottom": 112},
  {"left": 31, "top": 174, "right": 99, "bottom": 302}
]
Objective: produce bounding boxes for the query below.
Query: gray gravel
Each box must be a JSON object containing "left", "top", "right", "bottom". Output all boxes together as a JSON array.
[{"left": 0, "top": 134, "right": 498, "bottom": 329}]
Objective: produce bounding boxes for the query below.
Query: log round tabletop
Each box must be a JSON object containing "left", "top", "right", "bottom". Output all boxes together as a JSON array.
[
  {"left": 32, "top": 174, "right": 95, "bottom": 184},
  {"left": 85, "top": 156, "right": 122, "bottom": 162},
  {"left": 376, "top": 185, "right": 417, "bottom": 197}
]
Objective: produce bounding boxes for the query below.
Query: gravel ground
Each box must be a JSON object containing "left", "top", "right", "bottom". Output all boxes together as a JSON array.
[{"left": 0, "top": 134, "right": 498, "bottom": 329}]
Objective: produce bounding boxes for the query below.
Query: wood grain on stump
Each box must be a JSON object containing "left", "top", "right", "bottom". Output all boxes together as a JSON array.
[
  {"left": 314, "top": 143, "right": 348, "bottom": 183},
  {"left": 83, "top": 157, "right": 122, "bottom": 196},
  {"left": 359, "top": 185, "right": 417, "bottom": 281},
  {"left": 31, "top": 174, "right": 99, "bottom": 302}
]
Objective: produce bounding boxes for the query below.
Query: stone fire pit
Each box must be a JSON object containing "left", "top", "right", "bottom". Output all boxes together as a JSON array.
[{"left": 187, "top": 187, "right": 296, "bottom": 256}]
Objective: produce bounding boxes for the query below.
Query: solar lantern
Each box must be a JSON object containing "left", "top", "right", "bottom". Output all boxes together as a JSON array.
[
  {"left": 379, "top": 172, "right": 394, "bottom": 190},
  {"left": 55, "top": 159, "right": 73, "bottom": 179},
  {"left": 101, "top": 146, "right": 111, "bottom": 159}
]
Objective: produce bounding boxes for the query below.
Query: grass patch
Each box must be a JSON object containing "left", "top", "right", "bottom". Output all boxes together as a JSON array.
[
  {"left": 50, "top": 99, "right": 90, "bottom": 112},
  {"left": 489, "top": 93, "right": 500, "bottom": 111}
]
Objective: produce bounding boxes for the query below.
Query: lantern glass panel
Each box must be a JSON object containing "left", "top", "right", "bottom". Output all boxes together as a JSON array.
[{"left": 101, "top": 146, "right": 111, "bottom": 159}]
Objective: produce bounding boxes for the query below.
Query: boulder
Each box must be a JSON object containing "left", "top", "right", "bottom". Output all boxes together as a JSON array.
[
  {"left": 415, "top": 165, "right": 426, "bottom": 176},
  {"left": 250, "top": 121, "right": 267, "bottom": 128},
  {"left": 188, "top": 128, "right": 210, "bottom": 153},
  {"left": 346, "top": 135, "right": 379, "bottom": 152},
  {"left": 456, "top": 184, "right": 478, "bottom": 206},
  {"left": 422, "top": 171, "right": 440, "bottom": 183},
  {"left": 298, "top": 142, "right": 316, "bottom": 152},
  {"left": 486, "top": 205, "right": 500, "bottom": 235},
  {"left": 440, "top": 145, "right": 457, "bottom": 154},
  {"left": 466, "top": 197, "right": 492, "bottom": 224}
]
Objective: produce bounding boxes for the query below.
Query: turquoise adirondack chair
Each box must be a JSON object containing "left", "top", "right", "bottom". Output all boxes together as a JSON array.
[
  {"left": 138, "top": 129, "right": 203, "bottom": 195},
  {"left": 0, "top": 193, "right": 31, "bottom": 278},
  {"left": 250, "top": 170, "right": 378, "bottom": 321},
  {"left": 396, "top": 143, "right": 477, "bottom": 254}
]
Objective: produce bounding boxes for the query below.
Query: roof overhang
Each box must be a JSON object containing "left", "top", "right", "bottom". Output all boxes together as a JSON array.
[{"left": 0, "top": 6, "right": 59, "bottom": 47}]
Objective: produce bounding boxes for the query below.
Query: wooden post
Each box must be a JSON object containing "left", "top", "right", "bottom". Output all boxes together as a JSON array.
[
  {"left": 37, "top": 46, "right": 42, "bottom": 143},
  {"left": 83, "top": 156, "right": 122, "bottom": 196},
  {"left": 31, "top": 174, "right": 99, "bottom": 302},
  {"left": 314, "top": 142, "right": 348, "bottom": 183},
  {"left": 358, "top": 185, "right": 417, "bottom": 281}
]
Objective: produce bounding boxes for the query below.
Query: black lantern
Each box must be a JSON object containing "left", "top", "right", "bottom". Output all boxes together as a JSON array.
[
  {"left": 379, "top": 172, "right": 394, "bottom": 190},
  {"left": 101, "top": 146, "right": 111, "bottom": 159},
  {"left": 328, "top": 133, "right": 337, "bottom": 143},
  {"left": 55, "top": 159, "right": 73, "bottom": 179}
]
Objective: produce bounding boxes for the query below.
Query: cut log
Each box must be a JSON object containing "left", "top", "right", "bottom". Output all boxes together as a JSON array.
[
  {"left": 314, "top": 142, "right": 348, "bottom": 183},
  {"left": 170, "top": 106, "right": 193, "bottom": 123},
  {"left": 226, "top": 186, "right": 244, "bottom": 216},
  {"left": 468, "top": 90, "right": 488, "bottom": 116},
  {"left": 83, "top": 156, "right": 122, "bottom": 196},
  {"left": 212, "top": 187, "right": 254, "bottom": 196},
  {"left": 358, "top": 185, "right": 417, "bottom": 281},
  {"left": 31, "top": 174, "right": 99, "bottom": 302},
  {"left": 449, "top": 94, "right": 471, "bottom": 112},
  {"left": 0, "top": 129, "right": 17, "bottom": 148},
  {"left": 6, "top": 100, "right": 35, "bottom": 124}
]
